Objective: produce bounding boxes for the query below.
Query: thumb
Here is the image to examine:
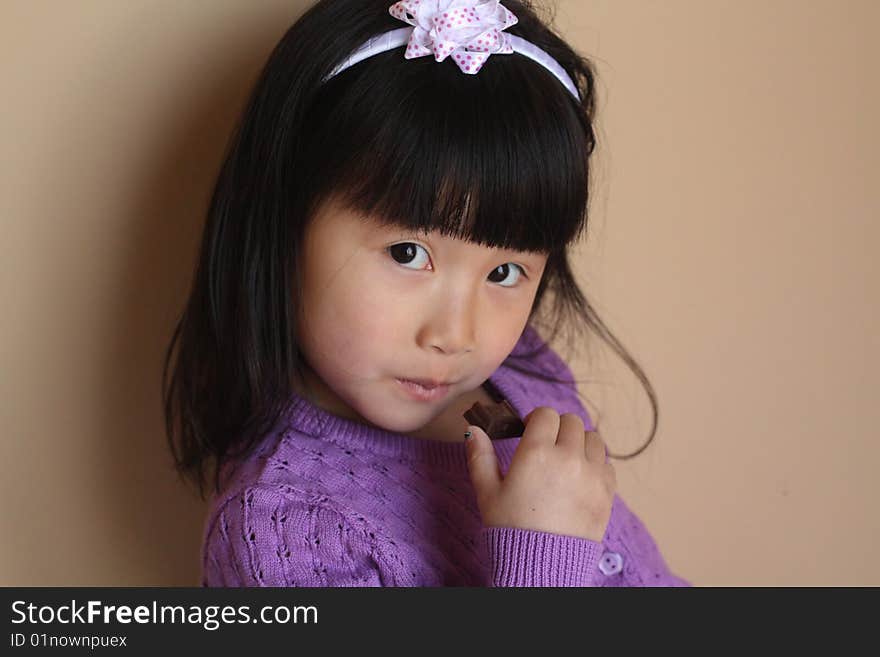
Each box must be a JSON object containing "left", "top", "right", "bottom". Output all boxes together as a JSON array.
[{"left": 464, "top": 425, "right": 502, "bottom": 497}]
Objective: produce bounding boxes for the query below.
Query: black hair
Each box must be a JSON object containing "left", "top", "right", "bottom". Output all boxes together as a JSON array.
[{"left": 163, "top": 0, "right": 659, "bottom": 500}]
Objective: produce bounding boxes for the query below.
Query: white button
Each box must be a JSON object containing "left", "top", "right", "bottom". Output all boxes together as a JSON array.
[{"left": 598, "top": 551, "right": 623, "bottom": 576}]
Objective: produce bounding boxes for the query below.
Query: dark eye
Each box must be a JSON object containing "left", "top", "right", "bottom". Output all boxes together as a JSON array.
[
  {"left": 388, "top": 242, "right": 430, "bottom": 269},
  {"left": 487, "top": 263, "right": 525, "bottom": 288}
]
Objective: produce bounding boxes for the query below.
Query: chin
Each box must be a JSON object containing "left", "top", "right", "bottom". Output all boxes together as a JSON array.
[
  {"left": 358, "top": 405, "right": 436, "bottom": 434},
  {"left": 380, "top": 414, "right": 434, "bottom": 434}
]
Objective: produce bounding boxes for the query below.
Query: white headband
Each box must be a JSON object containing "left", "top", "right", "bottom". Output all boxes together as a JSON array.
[{"left": 323, "top": 1, "right": 581, "bottom": 101}]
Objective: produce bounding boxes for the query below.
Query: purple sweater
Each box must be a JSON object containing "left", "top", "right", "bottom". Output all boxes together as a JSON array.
[{"left": 201, "top": 325, "right": 690, "bottom": 587}]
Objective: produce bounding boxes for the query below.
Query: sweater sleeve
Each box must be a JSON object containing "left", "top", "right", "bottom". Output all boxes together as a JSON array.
[
  {"left": 481, "top": 498, "right": 691, "bottom": 587},
  {"left": 481, "top": 526, "right": 604, "bottom": 586},
  {"left": 201, "top": 486, "right": 388, "bottom": 587}
]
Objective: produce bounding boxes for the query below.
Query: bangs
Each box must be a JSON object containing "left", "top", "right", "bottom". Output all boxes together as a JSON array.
[{"left": 296, "top": 47, "right": 591, "bottom": 254}]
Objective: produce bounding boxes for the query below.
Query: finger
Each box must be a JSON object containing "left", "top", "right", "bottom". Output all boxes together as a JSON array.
[
  {"left": 555, "top": 413, "right": 586, "bottom": 452},
  {"left": 584, "top": 430, "right": 606, "bottom": 463},
  {"left": 464, "top": 424, "right": 503, "bottom": 498},
  {"left": 520, "top": 406, "right": 560, "bottom": 449}
]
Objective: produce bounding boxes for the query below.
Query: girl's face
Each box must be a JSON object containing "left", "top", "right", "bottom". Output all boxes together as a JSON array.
[{"left": 293, "top": 194, "right": 548, "bottom": 436}]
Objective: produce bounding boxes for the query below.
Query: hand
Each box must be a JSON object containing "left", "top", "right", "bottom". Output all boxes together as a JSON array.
[{"left": 465, "top": 406, "right": 616, "bottom": 542}]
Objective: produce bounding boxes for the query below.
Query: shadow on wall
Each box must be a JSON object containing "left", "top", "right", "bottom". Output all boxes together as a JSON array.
[{"left": 88, "top": 9, "right": 304, "bottom": 585}]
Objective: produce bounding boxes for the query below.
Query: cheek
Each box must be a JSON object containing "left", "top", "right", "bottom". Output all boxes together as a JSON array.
[
  {"left": 339, "top": 270, "right": 398, "bottom": 330},
  {"left": 298, "top": 305, "right": 379, "bottom": 383},
  {"left": 303, "top": 264, "right": 399, "bottom": 362},
  {"left": 478, "top": 302, "right": 532, "bottom": 359}
]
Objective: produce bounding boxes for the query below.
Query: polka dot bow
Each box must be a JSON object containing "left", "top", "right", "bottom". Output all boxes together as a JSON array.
[{"left": 388, "top": 0, "right": 518, "bottom": 75}]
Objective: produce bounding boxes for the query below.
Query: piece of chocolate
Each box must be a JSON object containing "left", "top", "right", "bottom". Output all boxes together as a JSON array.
[{"left": 463, "top": 400, "right": 525, "bottom": 439}]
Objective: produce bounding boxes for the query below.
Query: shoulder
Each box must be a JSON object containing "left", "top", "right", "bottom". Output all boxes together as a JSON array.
[
  {"left": 201, "top": 483, "right": 392, "bottom": 586},
  {"left": 203, "top": 481, "right": 365, "bottom": 552}
]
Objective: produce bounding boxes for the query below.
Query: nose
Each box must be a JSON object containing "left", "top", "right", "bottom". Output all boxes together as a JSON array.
[{"left": 416, "top": 285, "right": 477, "bottom": 355}]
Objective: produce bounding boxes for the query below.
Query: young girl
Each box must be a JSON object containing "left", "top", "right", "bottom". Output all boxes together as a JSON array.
[{"left": 163, "top": 0, "right": 690, "bottom": 587}]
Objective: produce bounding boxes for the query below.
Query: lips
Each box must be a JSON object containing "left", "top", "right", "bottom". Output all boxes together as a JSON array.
[
  {"left": 395, "top": 378, "right": 453, "bottom": 402},
  {"left": 399, "top": 377, "right": 452, "bottom": 389}
]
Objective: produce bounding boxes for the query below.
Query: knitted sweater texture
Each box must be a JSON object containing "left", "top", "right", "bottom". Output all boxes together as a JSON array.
[{"left": 201, "top": 325, "right": 690, "bottom": 587}]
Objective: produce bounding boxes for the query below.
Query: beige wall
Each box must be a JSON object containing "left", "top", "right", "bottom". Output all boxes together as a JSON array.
[{"left": 2, "top": 0, "right": 877, "bottom": 586}]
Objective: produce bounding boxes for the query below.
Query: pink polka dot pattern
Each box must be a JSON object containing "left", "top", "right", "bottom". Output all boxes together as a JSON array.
[{"left": 389, "top": 0, "right": 518, "bottom": 74}]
